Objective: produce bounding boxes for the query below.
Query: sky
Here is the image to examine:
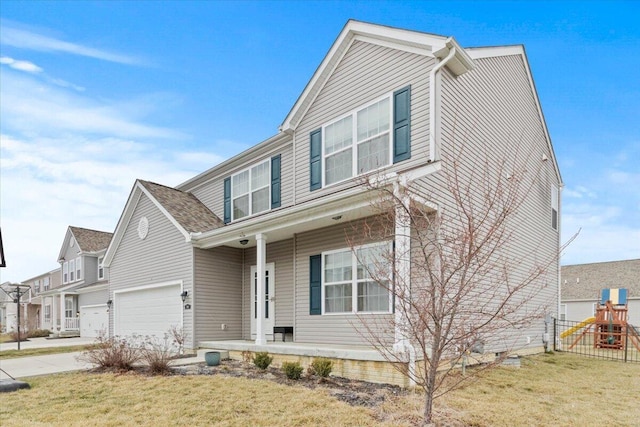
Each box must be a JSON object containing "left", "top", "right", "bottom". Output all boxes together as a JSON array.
[{"left": 1, "top": 1, "right": 638, "bottom": 283}]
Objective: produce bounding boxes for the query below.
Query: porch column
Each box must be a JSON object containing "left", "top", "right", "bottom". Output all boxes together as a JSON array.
[
  {"left": 255, "top": 233, "right": 267, "bottom": 345},
  {"left": 50, "top": 296, "right": 56, "bottom": 332},
  {"left": 393, "top": 191, "right": 411, "bottom": 355},
  {"left": 59, "top": 292, "right": 66, "bottom": 332}
]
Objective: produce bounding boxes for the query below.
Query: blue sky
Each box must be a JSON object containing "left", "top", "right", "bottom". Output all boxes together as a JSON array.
[{"left": 1, "top": 1, "right": 638, "bottom": 283}]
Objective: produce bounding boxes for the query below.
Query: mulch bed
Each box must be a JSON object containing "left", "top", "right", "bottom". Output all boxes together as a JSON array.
[{"left": 171, "top": 359, "right": 407, "bottom": 408}]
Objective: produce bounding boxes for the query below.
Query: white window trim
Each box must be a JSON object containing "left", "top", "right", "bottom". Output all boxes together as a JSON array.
[
  {"left": 321, "top": 92, "right": 394, "bottom": 188},
  {"left": 551, "top": 183, "right": 559, "bottom": 231},
  {"left": 98, "top": 257, "right": 105, "bottom": 280},
  {"left": 69, "top": 259, "right": 75, "bottom": 282},
  {"left": 76, "top": 257, "right": 82, "bottom": 281},
  {"left": 231, "top": 159, "right": 271, "bottom": 221},
  {"left": 63, "top": 261, "right": 69, "bottom": 284},
  {"left": 44, "top": 304, "right": 51, "bottom": 322},
  {"left": 321, "top": 241, "right": 393, "bottom": 315}
]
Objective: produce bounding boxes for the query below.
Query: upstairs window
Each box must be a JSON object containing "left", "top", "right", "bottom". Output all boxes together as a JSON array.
[
  {"left": 34, "top": 279, "right": 40, "bottom": 294},
  {"left": 98, "top": 257, "right": 105, "bottom": 280},
  {"left": 232, "top": 160, "right": 270, "bottom": 221},
  {"left": 63, "top": 262, "right": 69, "bottom": 284},
  {"left": 76, "top": 257, "right": 81, "bottom": 281},
  {"left": 44, "top": 276, "right": 50, "bottom": 291},
  {"left": 324, "top": 96, "right": 391, "bottom": 186},
  {"left": 69, "top": 259, "right": 75, "bottom": 282},
  {"left": 310, "top": 86, "right": 411, "bottom": 191},
  {"left": 551, "top": 184, "right": 559, "bottom": 230}
]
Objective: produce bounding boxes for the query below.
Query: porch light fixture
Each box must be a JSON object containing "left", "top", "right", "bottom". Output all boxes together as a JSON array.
[
  {"left": 239, "top": 239, "right": 249, "bottom": 246},
  {"left": 332, "top": 215, "right": 342, "bottom": 221},
  {"left": 106, "top": 299, "right": 113, "bottom": 309},
  {"left": 180, "top": 290, "right": 188, "bottom": 303}
]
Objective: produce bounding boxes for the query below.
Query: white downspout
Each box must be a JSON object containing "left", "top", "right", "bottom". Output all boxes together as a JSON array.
[{"left": 429, "top": 44, "right": 457, "bottom": 162}]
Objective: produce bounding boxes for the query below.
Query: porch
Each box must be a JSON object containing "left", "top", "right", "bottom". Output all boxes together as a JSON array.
[{"left": 199, "top": 340, "right": 411, "bottom": 386}]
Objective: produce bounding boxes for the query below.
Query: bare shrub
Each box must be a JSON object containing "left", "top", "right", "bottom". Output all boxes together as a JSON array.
[
  {"left": 140, "top": 333, "right": 179, "bottom": 375},
  {"left": 169, "top": 325, "right": 185, "bottom": 355},
  {"left": 77, "top": 332, "right": 142, "bottom": 371}
]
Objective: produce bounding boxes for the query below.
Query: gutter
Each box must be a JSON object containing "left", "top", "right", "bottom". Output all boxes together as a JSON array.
[{"left": 428, "top": 42, "right": 457, "bottom": 162}]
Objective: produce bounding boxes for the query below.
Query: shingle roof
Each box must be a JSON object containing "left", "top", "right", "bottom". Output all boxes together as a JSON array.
[
  {"left": 69, "top": 227, "right": 113, "bottom": 253},
  {"left": 561, "top": 259, "right": 640, "bottom": 300},
  {"left": 138, "top": 180, "right": 223, "bottom": 234}
]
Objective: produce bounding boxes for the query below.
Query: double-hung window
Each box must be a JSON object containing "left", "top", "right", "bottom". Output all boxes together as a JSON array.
[
  {"left": 69, "top": 259, "right": 75, "bottom": 282},
  {"left": 551, "top": 184, "right": 559, "bottom": 231},
  {"left": 232, "top": 160, "right": 270, "bottom": 221},
  {"left": 63, "top": 262, "right": 69, "bottom": 284},
  {"left": 76, "top": 257, "right": 81, "bottom": 281},
  {"left": 322, "top": 242, "right": 391, "bottom": 314},
  {"left": 98, "top": 257, "right": 104, "bottom": 280},
  {"left": 43, "top": 277, "right": 50, "bottom": 291},
  {"left": 323, "top": 96, "right": 391, "bottom": 186},
  {"left": 44, "top": 304, "right": 51, "bottom": 322},
  {"left": 65, "top": 296, "right": 74, "bottom": 319}
]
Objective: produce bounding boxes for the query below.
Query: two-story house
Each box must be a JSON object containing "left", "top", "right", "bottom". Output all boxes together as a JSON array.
[
  {"left": 19, "top": 268, "right": 61, "bottom": 331},
  {"left": 39, "top": 226, "right": 112, "bottom": 337},
  {"left": 103, "top": 21, "right": 562, "bottom": 385}
]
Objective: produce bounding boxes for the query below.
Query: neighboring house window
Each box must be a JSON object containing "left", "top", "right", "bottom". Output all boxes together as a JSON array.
[
  {"left": 34, "top": 280, "right": 40, "bottom": 294},
  {"left": 63, "top": 262, "right": 69, "bottom": 284},
  {"left": 310, "top": 86, "right": 411, "bottom": 190},
  {"left": 76, "top": 257, "right": 81, "bottom": 281},
  {"left": 232, "top": 160, "right": 270, "bottom": 220},
  {"left": 69, "top": 259, "right": 75, "bottom": 282},
  {"left": 65, "top": 296, "right": 74, "bottom": 319},
  {"left": 551, "top": 184, "right": 559, "bottom": 230},
  {"left": 44, "top": 304, "right": 51, "bottom": 322},
  {"left": 98, "top": 257, "right": 104, "bottom": 280},
  {"left": 43, "top": 276, "right": 50, "bottom": 291},
  {"left": 560, "top": 304, "right": 567, "bottom": 321},
  {"left": 321, "top": 242, "right": 391, "bottom": 314}
]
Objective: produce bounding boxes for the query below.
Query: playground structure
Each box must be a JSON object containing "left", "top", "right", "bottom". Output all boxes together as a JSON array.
[{"left": 564, "top": 288, "right": 640, "bottom": 352}]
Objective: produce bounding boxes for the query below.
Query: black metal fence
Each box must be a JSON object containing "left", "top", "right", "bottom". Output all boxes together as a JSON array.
[{"left": 554, "top": 318, "right": 640, "bottom": 363}]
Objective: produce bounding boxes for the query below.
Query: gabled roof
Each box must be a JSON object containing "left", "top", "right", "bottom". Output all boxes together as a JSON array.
[
  {"left": 561, "top": 259, "right": 640, "bottom": 300},
  {"left": 280, "top": 19, "right": 474, "bottom": 133},
  {"left": 103, "top": 180, "right": 223, "bottom": 266},
  {"left": 58, "top": 226, "right": 113, "bottom": 262}
]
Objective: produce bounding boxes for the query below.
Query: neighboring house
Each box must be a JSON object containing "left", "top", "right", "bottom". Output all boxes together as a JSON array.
[
  {"left": 39, "top": 226, "right": 113, "bottom": 337},
  {"left": 561, "top": 259, "right": 640, "bottom": 325},
  {"left": 103, "top": 21, "right": 561, "bottom": 384},
  {"left": 21, "top": 268, "right": 61, "bottom": 331},
  {"left": 0, "top": 281, "right": 13, "bottom": 332}
]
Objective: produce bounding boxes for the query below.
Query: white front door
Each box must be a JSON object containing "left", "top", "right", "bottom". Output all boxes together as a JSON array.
[{"left": 251, "top": 263, "right": 275, "bottom": 340}]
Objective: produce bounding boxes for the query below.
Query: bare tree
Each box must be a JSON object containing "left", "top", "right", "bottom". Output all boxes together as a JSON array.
[{"left": 349, "top": 141, "right": 574, "bottom": 425}]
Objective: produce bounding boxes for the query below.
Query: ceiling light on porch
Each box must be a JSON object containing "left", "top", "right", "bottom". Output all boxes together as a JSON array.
[
  {"left": 239, "top": 239, "right": 249, "bottom": 245},
  {"left": 332, "top": 215, "right": 342, "bottom": 221}
]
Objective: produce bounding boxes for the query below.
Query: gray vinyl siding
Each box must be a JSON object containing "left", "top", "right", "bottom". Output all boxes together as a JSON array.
[
  {"left": 294, "top": 40, "right": 435, "bottom": 204},
  {"left": 295, "top": 217, "right": 393, "bottom": 346},
  {"left": 411, "top": 54, "right": 561, "bottom": 352},
  {"left": 241, "top": 239, "right": 295, "bottom": 339},
  {"left": 79, "top": 289, "right": 108, "bottom": 307},
  {"left": 193, "top": 247, "right": 243, "bottom": 342},
  {"left": 188, "top": 145, "right": 294, "bottom": 221},
  {"left": 108, "top": 194, "right": 195, "bottom": 347}
]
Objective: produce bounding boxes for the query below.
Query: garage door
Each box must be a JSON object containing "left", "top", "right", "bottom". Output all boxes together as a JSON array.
[
  {"left": 114, "top": 284, "right": 182, "bottom": 338},
  {"left": 80, "top": 305, "right": 109, "bottom": 338}
]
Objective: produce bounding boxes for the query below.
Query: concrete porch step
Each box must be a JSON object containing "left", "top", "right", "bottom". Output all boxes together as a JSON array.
[{"left": 58, "top": 331, "right": 81, "bottom": 338}]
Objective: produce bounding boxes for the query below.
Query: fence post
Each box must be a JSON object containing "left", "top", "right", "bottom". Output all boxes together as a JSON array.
[
  {"left": 624, "top": 325, "right": 629, "bottom": 363},
  {"left": 553, "top": 317, "right": 557, "bottom": 352}
]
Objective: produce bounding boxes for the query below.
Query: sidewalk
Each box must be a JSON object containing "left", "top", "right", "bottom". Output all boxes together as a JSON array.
[
  {"left": 0, "top": 347, "right": 208, "bottom": 380},
  {"left": 0, "top": 336, "right": 97, "bottom": 351}
]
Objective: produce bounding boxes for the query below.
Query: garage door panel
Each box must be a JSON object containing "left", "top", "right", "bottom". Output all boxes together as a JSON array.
[
  {"left": 115, "top": 284, "right": 182, "bottom": 338},
  {"left": 80, "top": 305, "right": 109, "bottom": 338}
]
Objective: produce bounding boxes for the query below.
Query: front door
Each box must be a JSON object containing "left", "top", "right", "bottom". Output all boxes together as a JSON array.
[{"left": 251, "top": 263, "right": 275, "bottom": 340}]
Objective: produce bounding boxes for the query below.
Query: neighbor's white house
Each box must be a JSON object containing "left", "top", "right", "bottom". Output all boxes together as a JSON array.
[{"left": 101, "top": 20, "right": 562, "bottom": 385}]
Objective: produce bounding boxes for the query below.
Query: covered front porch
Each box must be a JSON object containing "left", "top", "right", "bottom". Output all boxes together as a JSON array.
[{"left": 198, "top": 339, "right": 410, "bottom": 386}]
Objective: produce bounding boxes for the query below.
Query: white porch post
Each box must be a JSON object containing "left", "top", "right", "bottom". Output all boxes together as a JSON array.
[
  {"left": 393, "top": 189, "right": 411, "bottom": 354},
  {"left": 51, "top": 296, "right": 57, "bottom": 331},
  {"left": 255, "top": 233, "right": 267, "bottom": 345},
  {"left": 59, "top": 292, "right": 66, "bottom": 332}
]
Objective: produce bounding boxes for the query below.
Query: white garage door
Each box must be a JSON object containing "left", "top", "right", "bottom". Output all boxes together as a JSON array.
[
  {"left": 80, "top": 305, "right": 109, "bottom": 338},
  {"left": 115, "top": 284, "right": 182, "bottom": 338}
]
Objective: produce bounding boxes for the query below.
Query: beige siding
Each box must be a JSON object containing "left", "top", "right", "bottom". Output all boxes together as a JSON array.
[
  {"left": 411, "top": 54, "right": 561, "bottom": 352},
  {"left": 108, "top": 194, "right": 195, "bottom": 346},
  {"left": 241, "top": 239, "right": 295, "bottom": 339},
  {"left": 189, "top": 145, "right": 294, "bottom": 222},
  {"left": 193, "top": 247, "right": 243, "bottom": 342},
  {"left": 294, "top": 40, "right": 435, "bottom": 204},
  {"left": 295, "top": 217, "right": 393, "bottom": 346}
]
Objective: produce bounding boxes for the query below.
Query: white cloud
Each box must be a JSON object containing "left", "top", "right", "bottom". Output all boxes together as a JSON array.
[
  {"left": 0, "top": 21, "right": 142, "bottom": 66},
  {"left": 0, "top": 56, "right": 42, "bottom": 73}
]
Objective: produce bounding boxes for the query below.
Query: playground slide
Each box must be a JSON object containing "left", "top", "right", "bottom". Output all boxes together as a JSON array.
[{"left": 560, "top": 317, "right": 596, "bottom": 339}]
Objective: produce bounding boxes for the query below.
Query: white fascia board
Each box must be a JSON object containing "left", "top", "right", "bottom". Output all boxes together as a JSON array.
[
  {"left": 467, "top": 45, "right": 562, "bottom": 185},
  {"left": 103, "top": 185, "right": 142, "bottom": 267},
  {"left": 56, "top": 227, "right": 73, "bottom": 262},
  {"left": 433, "top": 37, "right": 475, "bottom": 75}
]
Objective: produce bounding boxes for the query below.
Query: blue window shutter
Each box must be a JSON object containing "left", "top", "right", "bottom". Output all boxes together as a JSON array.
[
  {"left": 309, "top": 129, "right": 322, "bottom": 191},
  {"left": 393, "top": 85, "right": 411, "bottom": 163},
  {"left": 271, "top": 154, "right": 281, "bottom": 209},
  {"left": 309, "top": 254, "right": 322, "bottom": 315},
  {"left": 223, "top": 177, "right": 231, "bottom": 224}
]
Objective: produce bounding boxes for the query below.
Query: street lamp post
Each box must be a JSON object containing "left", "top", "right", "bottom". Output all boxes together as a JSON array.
[{"left": 1, "top": 284, "right": 32, "bottom": 351}]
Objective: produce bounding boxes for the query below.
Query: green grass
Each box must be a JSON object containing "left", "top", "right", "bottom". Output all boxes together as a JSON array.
[{"left": 0, "top": 345, "right": 95, "bottom": 360}]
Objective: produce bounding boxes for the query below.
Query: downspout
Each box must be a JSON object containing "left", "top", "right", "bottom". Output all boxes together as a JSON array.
[
  {"left": 429, "top": 44, "right": 457, "bottom": 162},
  {"left": 556, "top": 184, "right": 564, "bottom": 350}
]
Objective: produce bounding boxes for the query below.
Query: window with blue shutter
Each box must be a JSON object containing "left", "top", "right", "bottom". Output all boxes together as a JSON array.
[
  {"left": 309, "top": 129, "right": 322, "bottom": 191},
  {"left": 393, "top": 85, "right": 411, "bottom": 163},
  {"left": 223, "top": 177, "right": 231, "bottom": 224},
  {"left": 271, "top": 154, "right": 281, "bottom": 209},
  {"left": 309, "top": 254, "right": 321, "bottom": 315}
]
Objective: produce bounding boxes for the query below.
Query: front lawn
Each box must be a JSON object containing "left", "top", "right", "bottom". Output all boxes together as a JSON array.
[{"left": 1, "top": 352, "right": 639, "bottom": 426}]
